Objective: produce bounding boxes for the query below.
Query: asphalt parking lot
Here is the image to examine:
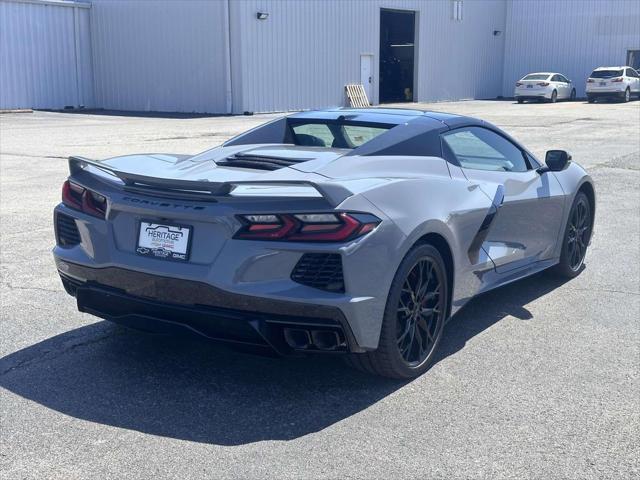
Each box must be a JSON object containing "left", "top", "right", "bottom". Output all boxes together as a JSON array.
[{"left": 1, "top": 100, "right": 638, "bottom": 479}]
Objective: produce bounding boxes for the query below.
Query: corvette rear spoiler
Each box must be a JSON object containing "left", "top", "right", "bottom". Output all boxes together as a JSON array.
[{"left": 68, "top": 156, "right": 354, "bottom": 207}]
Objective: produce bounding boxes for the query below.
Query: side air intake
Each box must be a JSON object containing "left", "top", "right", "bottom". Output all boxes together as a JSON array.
[
  {"left": 55, "top": 213, "right": 81, "bottom": 247},
  {"left": 291, "top": 253, "right": 344, "bottom": 292}
]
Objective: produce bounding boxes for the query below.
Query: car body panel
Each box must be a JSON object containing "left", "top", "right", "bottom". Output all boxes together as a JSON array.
[
  {"left": 53, "top": 108, "right": 595, "bottom": 352},
  {"left": 462, "top": 168, "right": 565, "bottom": 272}
]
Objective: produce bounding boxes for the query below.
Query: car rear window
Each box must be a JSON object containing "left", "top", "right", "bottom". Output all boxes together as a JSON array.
[
  {"left": 522, "top": 74, "right": 550, "bottom": 81},
  {"left": 290, "top": 121, "right": 390, "bottom": 149},
  {"left": 590, "top": 70, "right": 623, "bottom": 78}
]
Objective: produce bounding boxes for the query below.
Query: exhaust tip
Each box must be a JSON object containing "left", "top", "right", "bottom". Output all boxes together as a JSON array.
[
  {"left": 310, "top": 330, "right": 341, "bottom": 351},
  {"left": 283, "top": 328, "right": 311, "bottom": 349}
]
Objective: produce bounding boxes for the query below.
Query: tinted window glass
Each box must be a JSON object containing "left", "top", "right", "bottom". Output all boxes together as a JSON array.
[
  {"left": 626, "top": 68, "right": 638, "bottom": 77},
  {"left": 523, "top": 74, "right": 550, "bottom": 81},
  {"left": 442, "top": 127, "right": 529, "bottom": 172},
  {"left": 590, "top": 70, "right": 623, "bottom": 78},
  {"left": 341, "top": 125, "right": 388, "bottom": 147},
  {"left": 291, "top": 124, "right": 333, "bottom": 147},
  {"left": 290, "top": 122, "right": 390, "bottom": 149},
  {"left": 551, "top": 75, "right": 561, "bottom": 82}
]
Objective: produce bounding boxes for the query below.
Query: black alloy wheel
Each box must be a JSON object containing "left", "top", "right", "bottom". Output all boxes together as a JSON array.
[
  {"left": 566, "top": 195, "right": 591, "bottom": 272},
  {"left": 554, "top": 191, "right": 592, "bottom": 278},
  {"left": 346, "top": 243, "right": 449, "bottom": 379},
  {"left": 396, "top": 258, "right": 444, "bottom": 366}
]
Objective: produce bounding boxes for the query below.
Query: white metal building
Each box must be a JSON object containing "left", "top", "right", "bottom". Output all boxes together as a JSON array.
[
  {"left": 1, "top": 0, "right": 639, "bottom": 113},
  {"left": 503, "top": 0, "right": 640, "bottom": 98},
  {"left": 0, "top": 0, "right": 93, "bottom": 110}
]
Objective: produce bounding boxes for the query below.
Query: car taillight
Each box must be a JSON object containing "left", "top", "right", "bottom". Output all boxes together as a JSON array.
[
  {"left": 611, "top": 77, "right": 623, "bottom": 82},
  {"left": 537, "top": 82, "right": 550, "bottom": 86},
  {"left": 235, "top": 212, "right": 380, "bottom": 242},
  {"left": 587, "top": 78, "right": 595, "bottom": 83},
  {"left": 61, "top": 180, "right": 107, "bottom": 219},
  {"left": 62, "top": 180, "right": 83, "bottom": 210},
  {"left": 515, "top": 82, "right": 523, "bottom": 87}
]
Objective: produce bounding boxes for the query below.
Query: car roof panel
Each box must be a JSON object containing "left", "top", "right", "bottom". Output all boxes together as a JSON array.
[{"left": 288, "top": 108, "right": 466, "bottom": 126}]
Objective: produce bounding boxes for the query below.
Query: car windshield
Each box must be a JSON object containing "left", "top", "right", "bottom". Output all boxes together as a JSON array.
[
  {"left": 522, "top": 74, "right": 550, "bottom": 81},
  {"left": 590, "top": 69, "right": 623, "bottom": 78},
  {"left": 289, "top": 121, "right": 391, "bottom": 149}
]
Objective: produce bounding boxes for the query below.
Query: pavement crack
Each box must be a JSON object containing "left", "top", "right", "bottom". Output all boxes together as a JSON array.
[
  {"left": 567, "top": 287, "right": 640, "bottom": 296},
  {"left": 1, "top": 282, "right": 60, "bottom": 294},
  {"left": 146, "top": 132, "right": 227, "bottom": 141},
  {"left": 0, "top": 331, "right": 116, "bottom": 376},
  {"left": 2, "top": 152, "right": 67, "bottom": 159},
  {"left": 499, "top": 117, "right": 599, "bottom": 128}
]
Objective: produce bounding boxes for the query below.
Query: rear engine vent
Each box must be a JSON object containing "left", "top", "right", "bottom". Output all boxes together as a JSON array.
[
  {"left": 291, "top": 253, "right": 344, "bottom": 292},
  {"left": 217, "top": 153, "right": 311, "bottom": 171},
  {"left": 56, "top": 213, "right": 81, "bottom": 247}
]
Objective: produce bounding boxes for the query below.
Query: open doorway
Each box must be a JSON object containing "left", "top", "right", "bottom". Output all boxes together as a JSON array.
[
  {"left": 379, "top": 9, "right": 416, "bottom": 103},
  {"left": 627, "top": 50, "right": 640, "bottom": 71}
]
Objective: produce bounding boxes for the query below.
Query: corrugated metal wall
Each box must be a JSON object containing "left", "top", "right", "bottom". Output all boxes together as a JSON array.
[
  {"left": 5, "top": 0, "right": 637, "bottom": 113},
  {"left": 89, "top": 0, "right": 228, "bottom": 113},
  {"left": 231, "top": 0, "right": 507, "bottom": 113},
  {"left": 0, "top": 0, "right": 93, "bottom": 110},
  {"left": 503, "top": 0, "right": 640, "bottom": 97}
]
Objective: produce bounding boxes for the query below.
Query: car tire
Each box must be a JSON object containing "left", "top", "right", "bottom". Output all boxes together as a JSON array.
[
  {"left": 570, "top": 89, "right": 576, "bottom": 101},
  {"left": 587, "top": 95, "right": 595, "bottom": 103},
  {"left": 346, "top": 243, "right": 449, "bottom": 379},
  {"left": 517, "top": 98, "right": 524, "bottom": 104},
  {"left": 553, "top": 191, "right": 593, "bottom": 278},
  {"left": 623, "top": 88, "right": 630, "bottom": 102},
  {"left": 550, "top": 90, "right": 558, "bottom": 103}
]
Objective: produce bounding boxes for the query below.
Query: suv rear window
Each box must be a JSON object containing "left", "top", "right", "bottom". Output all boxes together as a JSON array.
[
  {"left": 590, "top": 69, "right": 623, "bottom": 78},
  {"left": 290, "top": 122, "right": 390, "bottom": 149}
]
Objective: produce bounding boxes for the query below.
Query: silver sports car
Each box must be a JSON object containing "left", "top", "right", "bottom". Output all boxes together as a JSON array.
[{"left": 53, "top": 108, "right": 595, "bottom": 378}]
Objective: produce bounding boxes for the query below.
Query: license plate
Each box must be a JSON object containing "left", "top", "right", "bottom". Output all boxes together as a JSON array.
[
  {"left": 137, "top": 221, "right": 191, "bottom": 261},
  {"left": 599, "top": 82, "right": 607, "bottom": 86},
  {"left": 527, "top": 84, "right": 533, "bottom": 88}
]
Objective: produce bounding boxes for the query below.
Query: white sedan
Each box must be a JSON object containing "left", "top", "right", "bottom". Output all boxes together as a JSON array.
[
  {"left": 586, "top": 66, "right": 640, "bottom": 103},
  {"left": 514, "top": 72, "right": 576, "bottom": 103}
]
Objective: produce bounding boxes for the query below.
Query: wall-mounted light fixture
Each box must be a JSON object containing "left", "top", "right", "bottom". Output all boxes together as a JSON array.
[
  {"left": 256, "top": 12, "right": 269, "bottom": 20},
  {"left": 493, "top": 30, "right": 502, "bottom": 36}
]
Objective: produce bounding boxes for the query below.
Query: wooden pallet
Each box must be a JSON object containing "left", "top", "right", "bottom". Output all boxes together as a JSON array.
[{"left": 345, "top": 84, "right": 370, "bottom": 108}]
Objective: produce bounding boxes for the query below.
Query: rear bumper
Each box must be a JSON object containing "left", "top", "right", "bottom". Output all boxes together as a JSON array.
[
  {"left": 57, "top": 261, "right": 363, "bottom": 354},
  {"left": 515, "top": 94, "right": 550, "bottom": 101},
  {"left": 586, "top": 90, "right": 626, "bottom": 98},
  {"left": 514, "top": 88, "right": 551, "bottom": 99},
  {"left": 53, "top": 199, "right": 402, "bottom": 350}
]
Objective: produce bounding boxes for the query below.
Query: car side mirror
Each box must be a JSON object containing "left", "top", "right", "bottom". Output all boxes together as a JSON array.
[{"left": 539, "top": 150, "right": 572, "bottom": 173}]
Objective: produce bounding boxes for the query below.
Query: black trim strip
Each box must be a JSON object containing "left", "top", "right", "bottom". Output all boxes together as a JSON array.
[{"left": 467, "top": 185, "right": 504, "bottom": 264}]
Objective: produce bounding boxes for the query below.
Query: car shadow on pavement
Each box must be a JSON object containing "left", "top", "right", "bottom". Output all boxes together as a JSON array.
[{"left": 0, "top": 271, "right": 570, "bottom": 446}]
